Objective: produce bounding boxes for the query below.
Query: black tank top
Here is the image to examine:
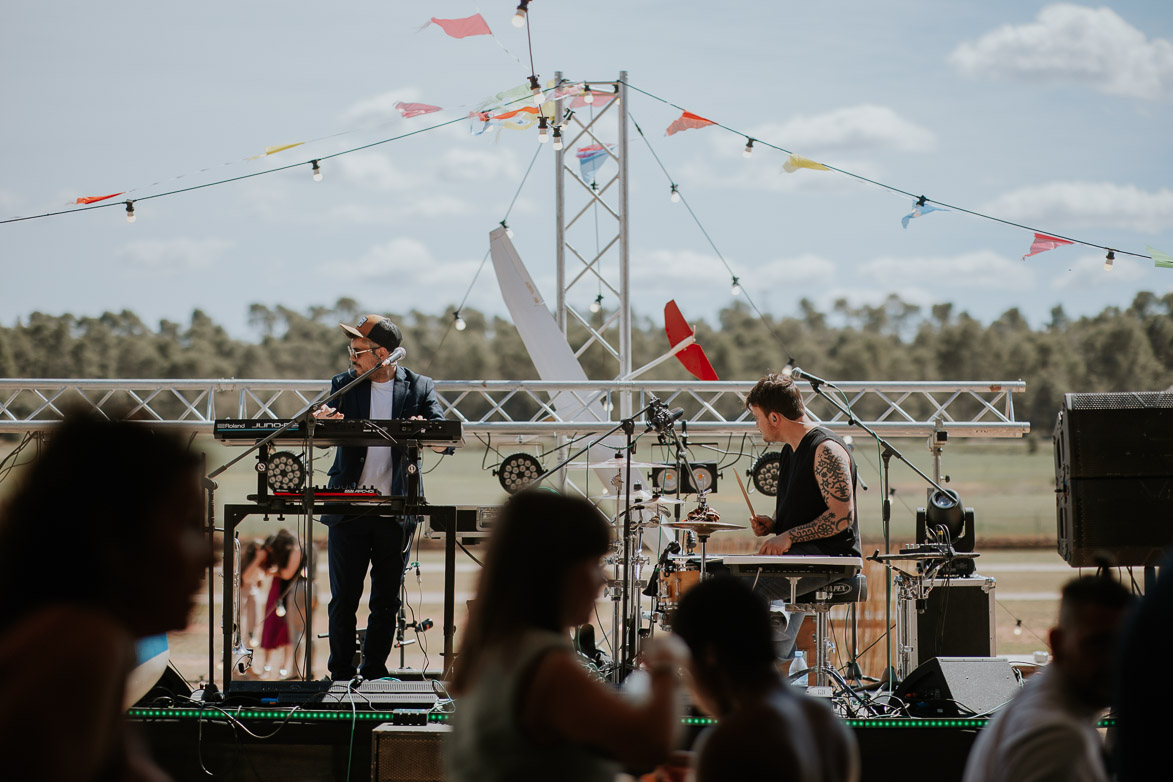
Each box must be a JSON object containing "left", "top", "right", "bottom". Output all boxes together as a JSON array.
[{"left": 773, "top": 427, "right": 861, "bottom": 557}]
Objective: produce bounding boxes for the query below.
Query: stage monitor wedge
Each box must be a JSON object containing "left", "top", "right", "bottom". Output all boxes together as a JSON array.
[{"left": 1054, "top": 392, "right": 1173, "bottom": 567}]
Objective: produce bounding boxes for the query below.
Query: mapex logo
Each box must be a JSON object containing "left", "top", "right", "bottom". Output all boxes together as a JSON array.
[{"left": 826, "top": 582, "right": 853, "bottom": 594}]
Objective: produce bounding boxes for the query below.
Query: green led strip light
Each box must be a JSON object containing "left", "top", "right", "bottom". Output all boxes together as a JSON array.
[{"left": 126, "top": 709, "right": 1115, "bottom": 730}]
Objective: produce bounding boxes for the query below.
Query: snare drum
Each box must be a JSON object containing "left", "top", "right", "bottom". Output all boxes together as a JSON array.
[{"left": 656, "top": 556, "right": 705, "bottom": 629}]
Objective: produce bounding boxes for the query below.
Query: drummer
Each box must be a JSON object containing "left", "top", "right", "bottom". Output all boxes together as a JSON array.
[{"left": 745, "top": 371, "right": 862, "bottom": 660}]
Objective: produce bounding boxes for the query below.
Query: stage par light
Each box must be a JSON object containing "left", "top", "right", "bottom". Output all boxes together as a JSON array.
[{"left": 497, "top": 452, "right": 543, "bottom": 494}]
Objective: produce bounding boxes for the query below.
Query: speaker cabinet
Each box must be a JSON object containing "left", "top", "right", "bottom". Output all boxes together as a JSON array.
[
  {"left": 1054, "top": 392, "right": 1173, "bottom": 567},
  {"left": 910, "top": 576, "right": 996, "bottom": 668},
  {"left": 372, "top": 723, "right": 451, "bottom": 782},
  {"left": 894, "top": 657, "right": 1020, "bottom": 717}
]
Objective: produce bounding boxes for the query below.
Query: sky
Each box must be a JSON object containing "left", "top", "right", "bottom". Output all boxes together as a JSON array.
[{"left": 2, "top": 1, "right": 1171, "bottom": 340}]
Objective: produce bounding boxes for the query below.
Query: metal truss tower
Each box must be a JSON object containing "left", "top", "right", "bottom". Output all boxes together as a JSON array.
[{"left": 553, "top": 71, "right": 631, "bottom": 414}]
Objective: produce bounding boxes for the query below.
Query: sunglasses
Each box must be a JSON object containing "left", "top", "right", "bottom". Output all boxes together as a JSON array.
[{"left": 347, "top": 345, "right": 379, "bottom": 359}]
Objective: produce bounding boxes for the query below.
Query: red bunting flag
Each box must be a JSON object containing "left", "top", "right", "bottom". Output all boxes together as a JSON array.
[
  {"left": 428, "top": 14, "right": 492, "bottom": 39},
  {"left": 395, "top": 102, "right": 442, "bottom": 118},
  {"left": 665, "top": 111, "right": 716, "bottom": 136},
  {"left": 74, "top": 192, "right": 123, "bottom": 205},
  {"left": 1022, "top": 232, "right": 1074, "bottom": 260}
]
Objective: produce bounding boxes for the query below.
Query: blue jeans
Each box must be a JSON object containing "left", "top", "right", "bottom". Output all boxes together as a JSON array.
[{"left": 327, "top": 515, "right": 416, "bottom": 679}]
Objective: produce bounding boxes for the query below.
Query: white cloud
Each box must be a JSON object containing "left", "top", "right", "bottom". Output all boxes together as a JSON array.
[
  {"left": 980, "top": 181, "right": 1173, "bottom": 234},
  {"left": 949, "top": 4, "right": 1173, "bottom": 100},
  {"left": 334, "top": 152, "right": 417, "bottom": 192},
  {"left": 814, "top": 286, "right": 937, "bottom": 314},
  {"left": 1051, "top": 252, "right": 1147, "bottom": 289},
  {"left": 117, "top": 238, "right": 233, "bottom": 277},
  {"left": 339, "top": 88, "right": 423, "bottom": 125},
  {"left": 0, "top": 189, "right": 23, "bottom": 214},
  {"left": 438, "top": 147, "right": 520, "bottom": 182},
  {"left": 323, "top": 195, "right": 477, "bottom": 225},
  {"left": 742, "top": 105, "right": 937, "bottom": 155},
  {"left": 319, "top": 238, "right": 484, "bottom": 288},
  {"left": 757, "top": 254, "right": 838, "bottom": 287},
  {"left": 860, "top": 250, "right": 1037, "bottom": 289}
]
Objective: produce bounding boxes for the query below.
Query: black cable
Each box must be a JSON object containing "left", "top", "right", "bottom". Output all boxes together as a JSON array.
[
  {"left": 619, "top": 79, "right": 1152, "bottom": 261},
  {"left": 629, "top": 113, "right": 795, "bottom": 361}
]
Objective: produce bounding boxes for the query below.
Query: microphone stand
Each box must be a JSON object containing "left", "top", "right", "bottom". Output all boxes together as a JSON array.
[
  {"left": 530, "top": 398, "right": 662, "bottom": 682},
  {"left": 795, "top": 370, "right": 952, "bottom": 692},
  {"left": 206, "top": 350, "right": 407, "bottom": 684}
]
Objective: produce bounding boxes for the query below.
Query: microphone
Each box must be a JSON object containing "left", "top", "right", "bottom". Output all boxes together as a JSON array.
[
  {"left": 789, "top": 367, "right": 831, "bottom": 388},
  {"left": 382, "top": 346, "right": 407, "bottom": 367},
  {"left": 647, "top": 404, "right": 685, "bottom": 433}
]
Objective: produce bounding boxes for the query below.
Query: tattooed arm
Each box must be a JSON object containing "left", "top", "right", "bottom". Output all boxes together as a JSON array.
[{"left": 758, "top": 440, "right": 854, "bottom": 555}]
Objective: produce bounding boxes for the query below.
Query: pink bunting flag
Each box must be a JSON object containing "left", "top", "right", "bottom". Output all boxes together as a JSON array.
[
  {"left": 395, "top": 102, "right": 442, "bottom": 118},
  {"left": 427, "top": 14, "right": 492, "bottom": 39},
  {"left": 74, "top": 192, "right": 123, "bottom": 205},
  {"left": 1022, "top": 232, "right": 1074, "bottom": 260},
  {"left": 665, "top": 111, "right": 716, "bottom": 136}
]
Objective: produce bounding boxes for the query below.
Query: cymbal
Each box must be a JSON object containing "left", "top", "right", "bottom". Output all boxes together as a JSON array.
[
  {"left": 590, "top": 494, "right": 685, "bottom": 506},
  {"left": 662, "top": 520, "right": 745, "bottom": 536},
  {"left": 571, "top": 459, "right": 659, "bottom": 469}
]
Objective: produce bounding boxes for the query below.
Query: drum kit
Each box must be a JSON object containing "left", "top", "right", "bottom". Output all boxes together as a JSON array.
[{"left": 592, "top": 479, "right": 745, "bottom": 677}]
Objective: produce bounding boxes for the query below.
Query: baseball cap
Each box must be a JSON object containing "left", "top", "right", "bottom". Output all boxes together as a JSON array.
[{"left": 340, "top": 314, "right": 402, "bottom": 351}]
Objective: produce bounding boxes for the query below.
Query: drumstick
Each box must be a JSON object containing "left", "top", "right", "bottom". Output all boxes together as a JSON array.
[{"left": 733, "top": 470, "right": 756, "bottom": 518}]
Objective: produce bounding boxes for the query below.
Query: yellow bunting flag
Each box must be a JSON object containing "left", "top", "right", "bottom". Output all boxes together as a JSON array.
[
  {"left": 263, "top": 142, "right": 305, "bottom": 156},
  {"left": 782, "top": 154, "right": 830, "bottom": 173}
]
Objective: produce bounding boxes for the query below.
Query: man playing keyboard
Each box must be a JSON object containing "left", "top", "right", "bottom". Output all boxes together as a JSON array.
[
  {"left": 312, "top": 314, "right": 447, "bottom": 681},
  {"left": 745, "top": 371, "right": 862, "bottom": 660}
]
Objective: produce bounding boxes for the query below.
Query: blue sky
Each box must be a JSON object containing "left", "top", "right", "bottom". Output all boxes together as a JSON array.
[{"left": 2, "top": 1, "right": 1171, "bottom": 338}]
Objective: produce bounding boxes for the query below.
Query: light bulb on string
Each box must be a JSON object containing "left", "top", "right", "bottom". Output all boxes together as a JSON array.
[
  {"left": 537, "top": 115, "right": 549, "bottom": 144},
  {"left": 552, "top": 126, "right": 564, "bottom": 151},
  {"left": 743, "top": 138, "right": 754, "bottom": 159},
  {"left": 781, "top": 358, "right": 796, "bottom": 378},
  {"left": 669, "top": 184, "right": 681, "bottom": 203},
  {"left": 453, "top": 311, "right": 467, "bottom": 332},
  {"left": 583, "top": 85, "right": 594, "bottom": 105},
  {"left": 124, "top": 200, "right": 136, "bottom": 224},
  {"left": 529, "top": 75, "right": 543, "bottom": 107},
  {"left": 500, "top": 220, "right": 514, "bottom": 239},
  {"left": 512, "top": 0, "right": 529, "bottom": 28},
  {"left": 730, "top": 276, "right": 742, "bottom": 296},
  {"left": 311, "top": 160, "right": 322, "bottom": 182},
  {"left": 1013, "top": 619, "right": 1023, "bottom": 637},
  {"left": 1104, "top": 250, "right": 1115, "bottom": 271},
  {"left": 590, "top": 294, "right": 603, "bottom": 314}
]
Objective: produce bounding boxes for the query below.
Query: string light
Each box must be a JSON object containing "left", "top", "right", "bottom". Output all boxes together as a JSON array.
[
  {"left": 669, "top": 183, "right": 681, "bottom": 203},
  {"left": 590, "top": 294, "right": 603, "bottom": 314},
  {"left": 537, "top": 115, "right": 549, "bottom": 143},
  {"left": 552, "top": 126, "right": 563, "bottom": 151},
  {"left": 1104, "top": 250, "right": 1115, "bottom": 271},
  {"left": 1013, "top": 619, "right": 1023, "bottom": 637},
  {"left": 583, "top": 85, "right": 594, "bottom": 105},
  {"left": 781, "top": 358, "right": 796, "bottom": 377},
  {"left": 730, "top": 275, "right": 741, "bottom": 296},
  {"left": 743, "top": 138, "right": 754, "bottom": 159},
  {"left": 311, "top": 160, "right": 322, "bottom": 182},
  {"left": 500, "top": 220, "right": 514, "bottom": 239},
  {"left": 453, "top": 311, "right": 467, "bottom": 332},
  {"left": 124, "top": 200, "right": 136, "bottom": 223},
  {"left": 512, "top": 0, "right": 529, "bottom": 28},
  {"left": 529, "top": 75, "right": 543, "bottom": 107}
]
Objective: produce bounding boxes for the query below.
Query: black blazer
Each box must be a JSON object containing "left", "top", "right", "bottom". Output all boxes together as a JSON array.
[{"left": 320, "top": 366, "right": 446, "bottom": 527}]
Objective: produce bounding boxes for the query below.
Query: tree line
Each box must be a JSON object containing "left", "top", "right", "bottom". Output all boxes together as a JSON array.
[{"left": 2, "top": 292, "right": 1171, "bottom": 434}]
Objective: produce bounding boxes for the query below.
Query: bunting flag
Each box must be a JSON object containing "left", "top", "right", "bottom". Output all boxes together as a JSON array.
[
  {"left": 1148, "top": 246, "right": 1173, "bottom": 269},
  {"left": 1022, "top": 233, "right": 1074, "bottom": 260},
  {"left": 576, "top": 143, "right": 613, "bottom": 182},
  {"left": 74, "top": 192, "right": 124, "bottom": 205},
  {"left": 394, "top": 102, "right": 442, "bottom": 118},
  {"left": 901, "top": 201, "right": 947, "bottom": 228},
  {"left": 665, "top": 300, "right": 719, "bottom": 381},
  {"left": 782, "top": 154, "right": 829, "bottom": 173},
  {"left": 665, "top": 111, "right": 716, "bottom": 136},
  {"left": 426, "top": 14, "right": 492, "bottom": 39}
]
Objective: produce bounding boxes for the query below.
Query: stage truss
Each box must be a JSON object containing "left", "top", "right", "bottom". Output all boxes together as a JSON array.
[{"left": 0, "top": 378, "right": 1028, "bottom": 438}]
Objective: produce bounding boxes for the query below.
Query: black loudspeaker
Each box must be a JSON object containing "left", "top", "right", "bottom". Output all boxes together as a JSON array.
[
  {"left": 1054, "top": 392, "right": 1173, "bottom": 567},
  {"left": 911, "top": 577, "right": 996, "bottom": 667},
  {"left": 894, "top": 657, "right": 1020, "bottom": 718}
]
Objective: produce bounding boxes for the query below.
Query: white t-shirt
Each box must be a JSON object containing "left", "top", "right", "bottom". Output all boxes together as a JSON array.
[{"left": 357, "top": 380, "right": 395, "bottom": 494}]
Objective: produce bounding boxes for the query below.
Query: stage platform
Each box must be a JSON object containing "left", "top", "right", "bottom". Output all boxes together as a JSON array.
[{"left": 131, "top": 685, "right": 1114, "bottom": 782}]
